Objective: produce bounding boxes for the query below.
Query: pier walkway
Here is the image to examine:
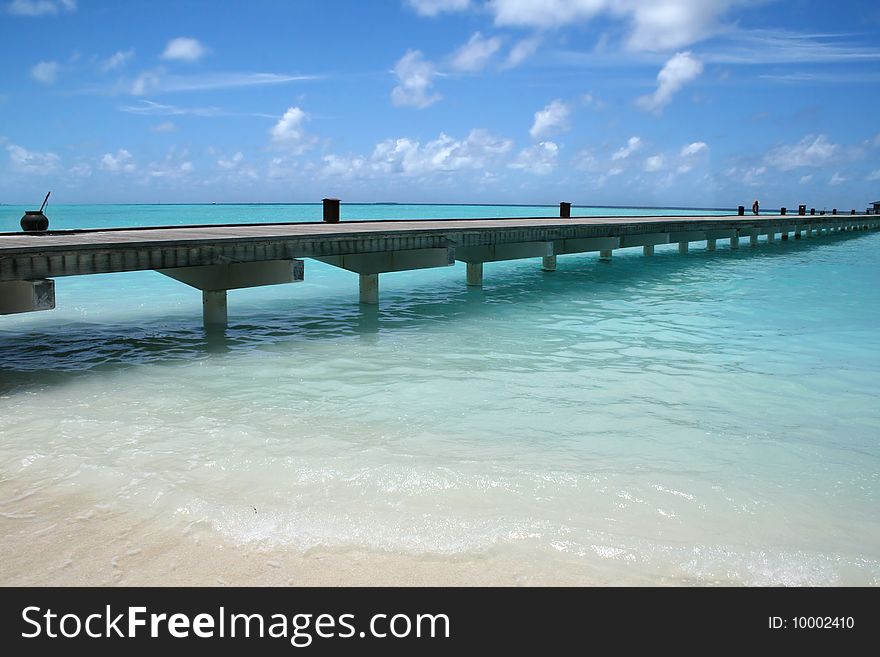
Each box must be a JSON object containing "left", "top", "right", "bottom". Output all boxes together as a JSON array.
[{"left": 1, "top": 212, "right": 878, "bottom": 327}]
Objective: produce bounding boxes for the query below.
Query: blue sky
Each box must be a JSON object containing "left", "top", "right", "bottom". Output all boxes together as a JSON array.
[{"left": 1, "top": 0, "right": 879, "bottom": 208}]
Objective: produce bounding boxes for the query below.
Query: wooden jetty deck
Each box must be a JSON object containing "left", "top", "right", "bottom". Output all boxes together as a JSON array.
[{"left": 1, "top": 212, "right": 878, "bottom": 327}]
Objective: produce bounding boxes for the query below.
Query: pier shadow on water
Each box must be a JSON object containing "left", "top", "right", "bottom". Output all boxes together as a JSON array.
[{"left": 0, "top": 228, "right": 875, "bottom": 396}]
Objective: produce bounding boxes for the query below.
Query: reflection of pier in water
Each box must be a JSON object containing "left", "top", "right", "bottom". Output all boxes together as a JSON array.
[{"left": 2, "top": 209, "right": 878, "bottom": 328}]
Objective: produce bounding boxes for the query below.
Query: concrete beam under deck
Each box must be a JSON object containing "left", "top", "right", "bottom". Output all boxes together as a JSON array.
[
  {"left": 555, "top": 236, "right": 620, "bottom": 256},
  {"left": 0, "top": 279, "right": 55, "bottom": 315},
  {"left": 158, "top": 259, "right": 304, "bottom": 328},
  {"left": 455, "top": 241, "right": 552, "bottom": 264},
  {"left": 315, "top": 247, "right": 454, "bottom": 275},
  {"left": 158, "top": 259, "right": 304, "bottom": 291},
  {"left": 316, "top": 247, "right": 454, "bottom": 304},
  {"left": 618, "top": 233, "right": 671, "bottom": 248}
]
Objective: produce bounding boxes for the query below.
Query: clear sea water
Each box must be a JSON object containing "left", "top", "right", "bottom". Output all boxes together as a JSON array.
[{"left": 1, "top": 204, "right": 878, "bottom": 586}]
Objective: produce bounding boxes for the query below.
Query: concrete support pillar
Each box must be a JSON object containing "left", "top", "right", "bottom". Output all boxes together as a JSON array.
[
  {"left": 806, "top": 227, "right": 813, "bottom": 237},
  {"left": 749, "top": 233, "right": 758, "bottom": 247},
  {"left": 678, "top": 241, "right": 688, "bottom": 254},
  {"left": 781, "top": 231, "right": 788, "bottom": 240},
  {"left": 730, "top": 236, "right": 739, "bottom": 249},
  {"left": 542, "top": 255, "right": 557, "bottom": 271},
  {"left": 359, "top": 273, "right": 379, "bottom": 305},
  {"left": 794, "top": 226, "right": 802, "bottom": 239},
  {"left": 767, "top": 231, "right": 775, "bottom": 243},
  {"left": 202, "top": 290, "right": 227, "bottom": 328},
  {"left": 643, "top": 245, "right": 655, "bottom": 256},
  {"left": 466, "top": 262, "right": 483, "bottom": 287},
  {"left": 706, "top": 238, "right": 716, "bottom": 251},
  {"left": 599, "top": 249, "right": 613, "bottom": 261}
]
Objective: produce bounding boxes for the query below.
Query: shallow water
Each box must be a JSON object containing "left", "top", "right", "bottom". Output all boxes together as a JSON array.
[{"left": 1, "top": 205, "right": 878, "bottom": 585}]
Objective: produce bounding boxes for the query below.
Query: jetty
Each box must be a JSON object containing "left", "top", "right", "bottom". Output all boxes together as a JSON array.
[{"left": 1, "top": 206, "right": 877, "bottom": 327}]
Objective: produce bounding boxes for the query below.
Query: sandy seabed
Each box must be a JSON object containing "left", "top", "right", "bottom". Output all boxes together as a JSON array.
[{"left": 0, "top": 477, "right": 674, "bottom": 587}]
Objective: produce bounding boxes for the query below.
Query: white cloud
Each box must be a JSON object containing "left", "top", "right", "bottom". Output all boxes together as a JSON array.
[
  {"left": 764, "top": 134, "right": 839, "bottom": 170},
  {"left": 321, "top": 129, "right": 512, "bottom": 179},
  {"left": 8, "top": 0, "right": 75, "bottom": 16},
  {"left": 644, "top": 155, "right": 665, "bottom": 172},
  {"left": 161, "top": 37, "right": 209, "bottom": 62},
  {"left": 680, "top": 141, "right": 708, "bottom": 156},
  {"left": 676, "top": 163, "right": 693, "bottom": 174},
  {"left": 450, "top": 32, "right": 503, "bottom": 72},
  {"left": 509, "top": 141, "right": 559, "bottom": 175},
  {"left": 637, "top": 51, "right": 703, "bottom": 113},
  {"left": 68, "top": 162, "right": 91, "bottom": 178},
  {"left": 799, "top": 174, "right": 813, "bottom": 184},
  {"left": 99, "top": 149, "right": 136, "bottom": 173},
  {"left": 131, "top": 70, "right": 161, "bottom": 95},
  {"left": 487, "top": 0, "right": 740, "bottom": 51},
  {"left": 530, "top": 99, "right": 570, "bottom": 139},
  {"left": 31, "top": 60, "right": 59, "bottom": 84},
  {"left": 829, "top": 172, "right": 846, "bottom": 185},
  {"left": 151, "top": 121, "right": 177, "bottom": 133},
  {"left": 100, "top": 49, "right": 134, "bottom": 72},
  {"left": 612, "top": 136, "right": 642, "bottom": 160},
  {"left": 391, "top": 50, "right": 440, "bottom": 109},
  {"left": 504, "top": 36, "right": 541, "bottom": 69},
  {"left": 405, "top": 0, "right": 470, "bottom": 16},
  {"left": 373, "top": 129, "right": 513, "bottom": 176},
  {"left": 608, "top": 167, "right": 623, "bottom": 176},
  {"left": 218, "top": 152, "right": 244, "bottom": 170},
  {"left": 6, "top": 144, "right": 60, "bottom": 174},
  {"left": 270, "top": 106, "right": 314, "bottom": 153},
  {"left": 867, "top": 170, "right": 880, "bottom": 182},
  {"left": 127, "top": 71, "right": 311, "bottom": 96}
]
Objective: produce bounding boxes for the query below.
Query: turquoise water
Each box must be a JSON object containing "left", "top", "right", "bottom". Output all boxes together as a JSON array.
[{"left": 1, "top": 204, "right": 878, "bottom": 585}]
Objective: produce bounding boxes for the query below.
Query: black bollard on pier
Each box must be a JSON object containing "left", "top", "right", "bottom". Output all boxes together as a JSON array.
[
  {"left": 737, "top": 206, "right": 745, "bottom": 216},
  {"left": 323, "top": 198, "right": 340, "bottom": 223},
  {"left": 559, "top": 202, "right": 571, "bottom": 218}
]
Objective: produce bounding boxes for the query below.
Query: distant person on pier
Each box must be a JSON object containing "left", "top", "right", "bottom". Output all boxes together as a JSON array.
[{"left": 752, "top": 199, "right": 760, "bottom": 215}]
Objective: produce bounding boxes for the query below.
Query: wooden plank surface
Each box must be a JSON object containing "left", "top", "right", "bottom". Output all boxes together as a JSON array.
[{"left": 0, "top": 214, "right": 817, "bottom": 254}]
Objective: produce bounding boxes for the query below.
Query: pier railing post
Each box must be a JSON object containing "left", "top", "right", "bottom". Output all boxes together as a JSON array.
[
  {"left": 542, "top": 255, "right": 557, "bottom": 271},
  {"left": 559, "top": 202, "right": 571, "bottom": 218},
  {"left": 738, "top": 206, "right": 745, "bottom": 216}
]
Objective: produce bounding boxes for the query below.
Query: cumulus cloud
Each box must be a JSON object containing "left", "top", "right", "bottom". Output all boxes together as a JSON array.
[
  {"left": 637, "top": 51, "right": 703, "bottom": 113},
  {"left": 321, "top": 129, "right": 512, "bottom": 179},
  {"left": 391, "top": 50, "right": 440, "bottom": 108},
  {"left": 100, "top": 49, "right": 134, "bottom": 72},
  {"left": 529, "top": 99, "right": 570, "bottom": 139},
  {"left": 643, "top": 154, "right": 665, "bottom": 172},
  {"left": 504, "top": 36, "right": 541, "bottom": 69},
  {"left": 217, "top": 152, "right": 244, "bottom": 170},
  {"left": 99, "top": 149, "right": 136, "bottom": 173},
  {"left": 449, "top": 32, "right": 502, "bottom": 72},
  {"left": 405, "top": 0, "right": 470, "bottom": 16},
  {"left": 867, "top": 170, "right": 880, "bottom": 182},
  {"left": 487, "top": 0, "right": 739, "bottom": 51},
  {"left": 612, "top": 136, "right": 642, "bottom": 160},
  {"left": 31, "top": 60, "right": 59, "bottom": 84},
  {"left": 509, "top": 141, "right": 559, "bottom": 175},
  {"left": 680, "top": 141, "right": 708, "bottom": 156},
  {"left": 799, "top": 174, "right": 813, "bottom": 184},
  {"left": 829, "top": 172, "right": 846, "bottom": 185},
  {"left": 161, "top": 37, "right": 209, "bottom": 62},
  {"left": 6, "top": 144, "right": 60, "bottom": 173},
  {"left": 8, "top": 0, "right": 75, "bottom": 16},
  {"left": 764, "top": 134, "right": 839, "bottom": 170},
  {"left": 270, "top": 106, "right": 314, "bottom": 152}
]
